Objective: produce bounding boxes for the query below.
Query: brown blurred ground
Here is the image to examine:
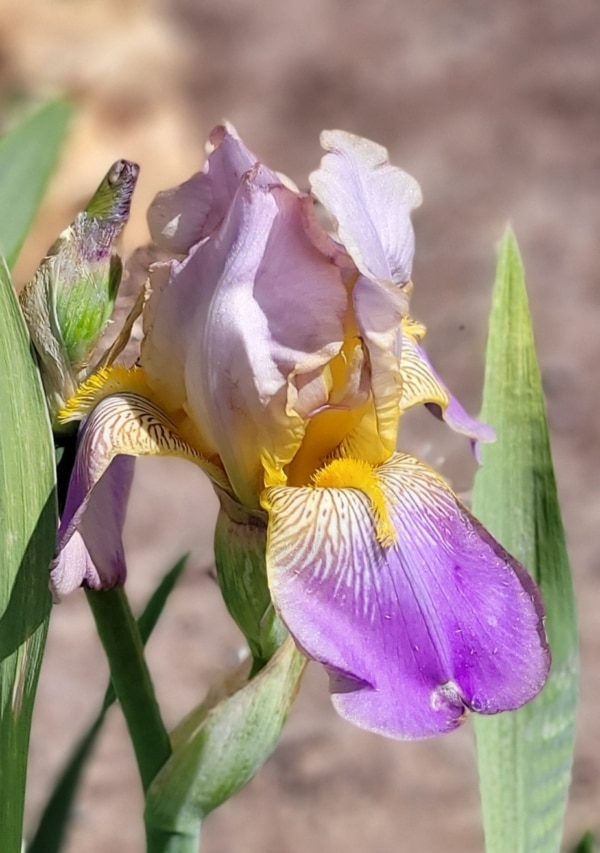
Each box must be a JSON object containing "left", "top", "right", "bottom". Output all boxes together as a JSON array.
[{"left": 1, "top": 0, "right": 598, "bottom": 849}]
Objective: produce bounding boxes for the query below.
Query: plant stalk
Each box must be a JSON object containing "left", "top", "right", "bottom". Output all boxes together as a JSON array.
[{"left": 85, "top": 587, "right": 171, "bottom": 791}]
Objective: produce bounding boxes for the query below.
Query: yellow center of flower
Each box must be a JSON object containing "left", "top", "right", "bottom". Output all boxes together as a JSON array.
[
  {"left": 58, "top": 365, "right": 150, "bottom": 423},
  {"left": 312, "top": 457, "right": 396, "bottom": 547},
  {"left": 402, "top": 315, "right": 427, "bottom": 343}
]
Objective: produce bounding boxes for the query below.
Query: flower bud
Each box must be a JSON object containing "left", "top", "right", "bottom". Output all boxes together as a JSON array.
[
  {"left": 214, "top": 488, "right": 287, "bottom": 668},
  {"left": 19, "top": 160, "right": 139, "bottom": 425}
]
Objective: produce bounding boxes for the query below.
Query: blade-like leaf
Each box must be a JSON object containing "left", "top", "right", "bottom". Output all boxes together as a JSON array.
[
  {"left": 136, "top": 556, "right": 189, "bottom": 645},
  {"left": 27, "top": 556, "right": 188, "bottom": 853},
  {"left": 0, "top": 100, "right": 72, "bottom": 268},
  {"left": 0, "top": 259, "right": 56, "bottom": 852},
  {"left": 571, "top": 831, "right": 597, "bottom": 853},
  {"left": 473, "top": 230, "right": 578, "bottom": 852}
]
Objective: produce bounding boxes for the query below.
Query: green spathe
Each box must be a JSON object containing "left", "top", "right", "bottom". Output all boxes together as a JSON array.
[
  {"left": 473, "top": 230, "right": 578, "bottom": 853},
  {"left": 144, "top": 637, "right": 306, "bottom": 834}
]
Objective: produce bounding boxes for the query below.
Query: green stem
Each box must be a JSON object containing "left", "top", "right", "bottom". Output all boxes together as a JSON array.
[
  {"left": 86, "top": 588, "right": 202, "bottom": 851},
  {"left": 145, "top": 827, "right": 202, "bottom": 853},
  {"left": 85, "top": 587, "right": 171, "bottom": 792}
]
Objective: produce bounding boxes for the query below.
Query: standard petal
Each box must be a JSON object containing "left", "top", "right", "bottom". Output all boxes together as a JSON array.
[
  {"left": 319, "top": 275, "right": 407, "bottom": 466},
  {"left": 146, "top": 170, "right": 213, "bottom": 255},
  {"left": 52, "top": 393, "right": 216, "bottom": 595},
  {"left": 309, "top": 130, "right": 422, "bottom": 287},
  {"left": 144, "top": 169, "right": 348, "bottom": 506},
  {"left": 350, "top": 274, "right": 406, "bottom": 454},
  {"left": 399, "top": 323, "right": 496, "bottom": 455},
  {"left": 309, "top": 131, "right": 422, "bottom": 454},
  {"left": 263, "top": 453, "right": 549, "bottom": 740},
  {"left": 147, "top": 123, "right": 280, "bottom": 253}
]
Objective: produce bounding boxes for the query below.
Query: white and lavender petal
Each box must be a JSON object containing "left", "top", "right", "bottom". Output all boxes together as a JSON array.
[
  {"left": 52, "top": 454, "right": 134, "bottom": 596},
  {"left": 145, "top": 168, "right": 348, "bottom": 506},
  {"left": 147, "top": 123, "right": 280, "bottom": 253},
  {"left": 309, "top": 130, "right": 422, "bottom": 287}
]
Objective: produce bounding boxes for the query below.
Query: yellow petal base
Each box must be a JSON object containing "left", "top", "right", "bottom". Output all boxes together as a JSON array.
[{"left": 311, "top": 457, "right": 396, "bottom": 547}]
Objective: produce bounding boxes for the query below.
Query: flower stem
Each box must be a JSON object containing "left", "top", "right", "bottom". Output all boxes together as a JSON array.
[
  {"left": 85, "top": 587, "right": 171, "bottom": 791},
  {"left": 145, "top": 827, "right": 202, "bottom": 853},
  {"left": 87, "top": 587, "right": 202, "bottom": 852}
]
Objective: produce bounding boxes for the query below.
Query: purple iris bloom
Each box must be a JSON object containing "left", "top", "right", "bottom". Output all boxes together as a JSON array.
[{"left": 53, "top": 124, "right": 550, "bottom": 739}]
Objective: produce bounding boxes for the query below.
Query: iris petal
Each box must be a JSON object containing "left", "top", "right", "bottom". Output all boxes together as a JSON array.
[
  {"left": 52, "top": 393, "right": 218, "bottom": 595},
  {"left": 399, "top": 323, "right": 496, "bottom": 455},
  {"left": 147, "top": 122, "right": 280, "bottom": 253},
  {"left": 351, "top": 274, "right": 405, "bottom": 453},
  {"left": 310, "top": 131, "right": 422, "bottom": 455},
  {"left": 309, "top": 130, "right": 422, "bottom": 286},
  {"left": 52, "top": 455, "right": 135, "bottom": 596},
  {"left": 144, "top": 168, "right": 347, "bottom": 506},
  {"left": 264, "top": 452, "right": 549, "bottom": 740}
]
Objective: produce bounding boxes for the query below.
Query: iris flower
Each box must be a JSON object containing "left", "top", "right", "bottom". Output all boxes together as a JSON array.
[{"left": 53, "top": 125, "right": 550, "bottom": 740}]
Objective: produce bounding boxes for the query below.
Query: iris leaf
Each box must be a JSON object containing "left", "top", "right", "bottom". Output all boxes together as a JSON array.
[
  {"left": 0, "top": 259, "right": 56, "bottom": 852},
  {"left": 571, "top": 831, "right": 597, "bottom": 853},
  {"left": 27, "top": 556, "right": 188, "bottom": 853},
  {"left": 472, "top": 229, "right": 578, "bottom": 852},
  {"left": 0, "top": 100, "right": 72, "bottom": 268}
]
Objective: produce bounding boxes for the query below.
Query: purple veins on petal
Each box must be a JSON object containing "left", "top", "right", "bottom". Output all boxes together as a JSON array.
[{"left": 264, "top": 452, "right": 549, "bottom": 740}]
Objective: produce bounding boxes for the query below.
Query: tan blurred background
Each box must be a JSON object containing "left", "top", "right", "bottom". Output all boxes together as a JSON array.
[{"left": 1, "top": 0, "right": 598, "bottom": 849}]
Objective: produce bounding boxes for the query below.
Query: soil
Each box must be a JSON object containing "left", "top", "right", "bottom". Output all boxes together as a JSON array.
[{"left": 1, "top": 0, "right": 598, "bottom": 850}]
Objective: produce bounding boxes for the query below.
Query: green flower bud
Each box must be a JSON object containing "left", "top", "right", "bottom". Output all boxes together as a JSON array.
[
  {"left": 19, "top": 160, "right": 139, "bottom": 425},
  {"left": 214, "top": 488, "right": 287, "bottom": 669}
]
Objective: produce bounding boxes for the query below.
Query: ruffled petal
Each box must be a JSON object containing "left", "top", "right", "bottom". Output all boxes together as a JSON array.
[
  {"left": 309, "top": 130, "right": 422, "bottom": 287},
  {"left": 52, "top": 393, "right": 216, "bottom": 595},
  {"left": 263, "top": 452, "right": 549, "bottom": 740},
  {"left": 147, "top": 122, "right": 280, "bottom": 253},
  {"left": 399, "top": 323, "right": 496, "bottom": 456},
  {"left": 144, "top": 168, "right": 347, "bottom": 506},
  {"left": 309, "top": 131, "right": 422, "bottom": 453}
]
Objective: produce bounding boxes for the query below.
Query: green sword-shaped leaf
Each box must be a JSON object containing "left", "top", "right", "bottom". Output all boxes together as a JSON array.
[{"left": 473, "top": 229, "right": 578, "bottom": 853}]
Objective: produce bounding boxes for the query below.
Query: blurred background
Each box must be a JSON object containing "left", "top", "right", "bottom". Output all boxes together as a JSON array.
[{"left": 1, "top": 0, "right": 598, "bottom": 849}]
